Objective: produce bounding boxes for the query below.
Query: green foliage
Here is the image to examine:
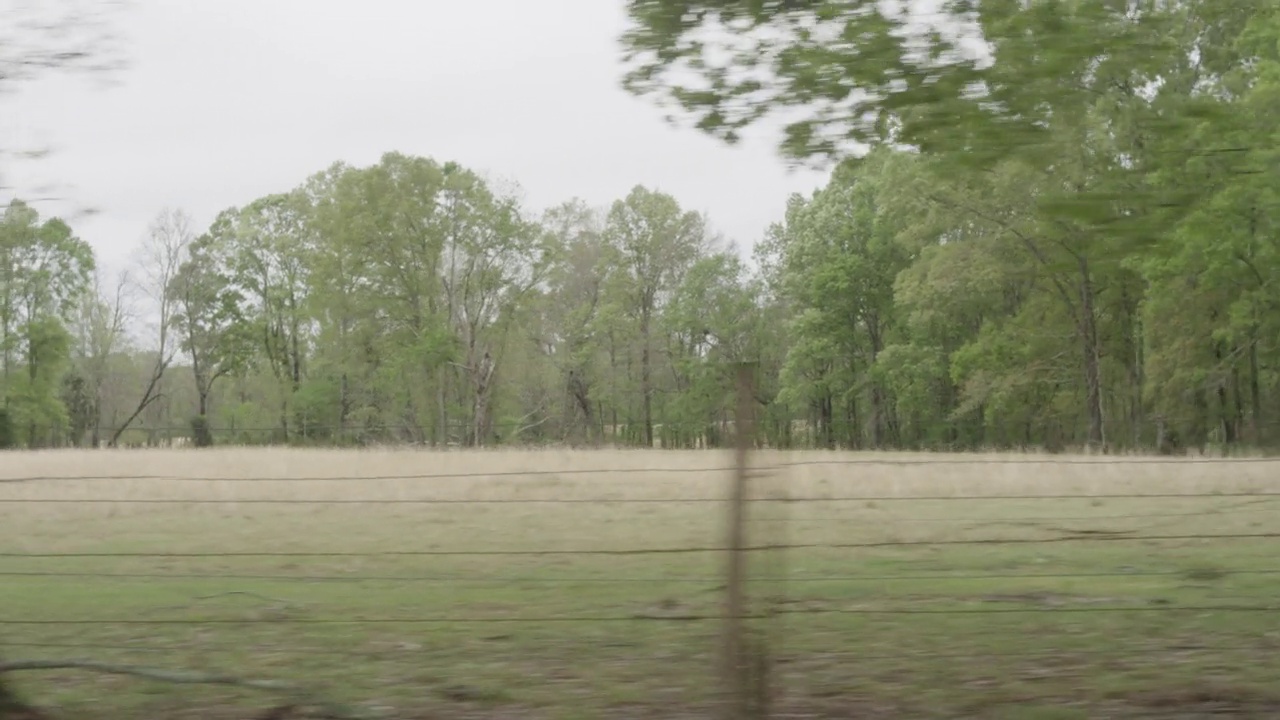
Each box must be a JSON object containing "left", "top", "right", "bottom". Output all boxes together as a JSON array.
[
  {"left": 7, "top": 317, "right": 73, "bottom": 447},
  {"left": 60, "top": 369, "right": 95, "bottom": 446},
  {"left": 188, "top": 414, "right": 213, "bottom": 447},
  {"left": 289, "top": 374, "right": 346, "bottom": 442},
  {"left": 768, "top": 148, "right": 913, "bottom": 447},
  {"left": 611, "top": 0, "right": 1280, "bottom": 452},
  {"left": 11, "top": 2, "right": 1280, "bottom": 453},
  {"left": 0, "top": 200, "right": 92, "bottom": 447}
]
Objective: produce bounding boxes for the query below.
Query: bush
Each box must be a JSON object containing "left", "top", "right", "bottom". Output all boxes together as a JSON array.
[
  {"left": 189, "top": 415, "right": 214, "bottom": 447},
  {"left": 0, "top": 408, "right": 13, "bottom": 449}
]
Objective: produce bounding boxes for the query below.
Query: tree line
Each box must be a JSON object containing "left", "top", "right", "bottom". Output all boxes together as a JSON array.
[{"left": 2, "top": 1, "right": 1277, "bottom": 453}]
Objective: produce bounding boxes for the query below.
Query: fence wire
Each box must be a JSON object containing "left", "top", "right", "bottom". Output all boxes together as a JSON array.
[{"left": 2, "top": 454, "right": 1279, "bottom": 718}]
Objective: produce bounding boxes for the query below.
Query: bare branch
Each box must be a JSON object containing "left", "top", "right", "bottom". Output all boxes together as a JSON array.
[{"left": 110, "top": 208, "right": 193, "bottom": 445}]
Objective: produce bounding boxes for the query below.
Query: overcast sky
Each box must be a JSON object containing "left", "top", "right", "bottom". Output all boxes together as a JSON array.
[{"left": 2, "top": 0, "right": 827, "bottom": 276}]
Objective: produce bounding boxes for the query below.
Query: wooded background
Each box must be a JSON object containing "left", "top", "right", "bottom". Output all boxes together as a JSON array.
[{"left": 2, "top": 1, "right": 1278, "bottom": 454}]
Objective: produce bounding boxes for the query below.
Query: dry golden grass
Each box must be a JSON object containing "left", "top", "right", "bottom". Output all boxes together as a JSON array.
[
  {"left": 3, "top": 446, "right": 1274, "bottom": 501},
  {"left": 2, "top": 448, "right": 1279, "bottom": 720}
]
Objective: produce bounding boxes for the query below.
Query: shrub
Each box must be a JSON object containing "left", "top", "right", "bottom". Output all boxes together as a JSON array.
[
  {"left": 189, "top": 415, "right": 214, "bottom": 447},
  {"left": 0, "top": 408, "right": 13, "bottom": 449}
]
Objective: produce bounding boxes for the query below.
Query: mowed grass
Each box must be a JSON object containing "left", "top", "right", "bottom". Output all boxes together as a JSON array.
[{"left": 2, "top": 448, "right": 1280, "bottom": 719}]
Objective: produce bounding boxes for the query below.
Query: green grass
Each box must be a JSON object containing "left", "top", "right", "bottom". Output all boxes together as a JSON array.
[{"left": 2, "top": 448, "right": 1279, "bottom": 719}]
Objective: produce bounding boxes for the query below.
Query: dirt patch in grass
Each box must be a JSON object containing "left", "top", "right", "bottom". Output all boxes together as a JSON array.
[
  {"left": 974, "top": 591, "right": 1164, "bottom": 606},
  {"left": 1117, "top": 682, "right": 1280, "bottom": 717}
]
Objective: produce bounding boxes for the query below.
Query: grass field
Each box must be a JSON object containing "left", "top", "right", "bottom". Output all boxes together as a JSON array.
[{"left": 2, "top": 448, "right": 1280, "bottom": 719}]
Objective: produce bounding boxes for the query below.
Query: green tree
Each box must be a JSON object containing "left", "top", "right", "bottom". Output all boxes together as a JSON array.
[
  {"left": 437, "top": 167, "right": 547, "bottom": 446},
  {"left": 207, "top": 193, "right": 314, "bottom": 440},
  {"left": 10, "top": 316, "right": 73, "bottom": 446},
  {"left": 1136, "top": 2, "right": 1280, "bottom": 450},
  {"left": 624, "top": 0, "right": 1186, "bottom": 165},
  {"left": 169, "top": 227, "right": 253, "bottom": 433},
  {"left": 625, "top": 0, "right": 1261, "bottom": 452},
  {"left": 659, "top": 249, "right": 758, "bottom": 447},
  {"left": 303, "top": 154, "right": 546, "bottom": 446},
  {"left": 67, "top": 269, "right": 130, "bottom": 446},
  {"left": 306, "top": 155, "right": 454, "bottom": 443},
  {"left": 0, "top": 200, "right": 94, "bottom": 447},
  {"left": 535, "top": 200, "right": 610, "bottom": 444},
  {"left": 768, "top": 149, "right": 911, "bottom": 448},
  {"left": 601, "top": 186, "right": 709, "bottom": 447}
]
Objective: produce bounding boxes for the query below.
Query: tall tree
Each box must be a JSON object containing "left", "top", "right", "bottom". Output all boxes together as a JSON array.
[
  {"left": 0, "top": 200, "right": 93, "bottom": 447},
  {"left": 437, "top": 165, "right": 547, "bottom": 446},
  {"left": 660, "top": 249, "right": 758, "bottom": 447},
  {"left": 307, "top": 155, "right": 452, "bottom": 443},
  {"left": 602, "top": 186, "right": 708, "bottom": 447},
  {"left": 110, "top": 207, "right": 190, "bottom": 446},
  {"left": 768, "top": 150, "right": 912, "bottom": 448},
  {"left": 534, "top": 200, "right": 609, "bottom": 444},
  {"left": 65, "top": 267, "right": 129, "bottom": 446},
  {"left": 214, "top": 193, "right": 314, "bottom": 439},
  {"left": 169, "top": 226, "right": 252, "bottom": 440}
]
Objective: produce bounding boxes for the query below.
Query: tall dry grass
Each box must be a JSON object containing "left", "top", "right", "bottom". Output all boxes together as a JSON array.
[{"left": 0, "top": 447, "right": 1273, "bottom": 504}]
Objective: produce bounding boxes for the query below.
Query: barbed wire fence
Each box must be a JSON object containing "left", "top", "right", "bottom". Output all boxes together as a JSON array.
[{"left": 2, "top": 384, "right": 1280, "bottom": 717}]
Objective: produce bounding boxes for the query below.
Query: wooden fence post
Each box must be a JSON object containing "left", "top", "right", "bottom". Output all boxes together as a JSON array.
[{"left": 722, "top": 362, "right": 763, "bottom": 720}]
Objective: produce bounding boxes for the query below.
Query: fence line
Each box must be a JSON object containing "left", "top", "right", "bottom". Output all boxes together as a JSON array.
[
  {"left": 7, "top": 568, "right": 1280, "bottom": 583},
  {"left": 4, "top": 492, "right": 1280, "bottom": 503},
  {"left": 3, "top": 532, "right": 1279, "bottom": 560},
  {"left": 3, "top": 450, "right": 1279, "bottom": 718},
  {"left": 5, "top": 605, "right": 1278, "bottom": 627},
  {"left": 5, "top": 640, "right": 1271, "bottom": 667},
  {"left": 5, "top": 453, "right": 1280, "bottom": 485}
]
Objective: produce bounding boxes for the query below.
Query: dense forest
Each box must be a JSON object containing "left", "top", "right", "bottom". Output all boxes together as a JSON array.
[{"left": 1, "top": 0, "right": 1277, "bottom": 453}]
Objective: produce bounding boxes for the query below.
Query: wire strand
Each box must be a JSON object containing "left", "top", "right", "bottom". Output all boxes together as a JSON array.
[
  {"left": 3, "top": 453, "right": 1278, "bottom": 485},
  {"left": 3, "top": 531, "right": 1276, "bottom": 559},
  {"left": 4, "top": 568, "right": 1279, "bottom": 583},
  {"left": 4, "top": 492, "right": 1280, "bottom": 504},
  {"left": 3, "top": 604, "right": 1274, "bottom": 626}
]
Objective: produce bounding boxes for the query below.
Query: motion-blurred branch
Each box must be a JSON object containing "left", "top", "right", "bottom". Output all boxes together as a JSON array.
[
  {"left": 0, "top": 0, "right": 132, "bottom": 213},
  {"left": 0, "top": 0, "right": 130, "bottom": 89}
]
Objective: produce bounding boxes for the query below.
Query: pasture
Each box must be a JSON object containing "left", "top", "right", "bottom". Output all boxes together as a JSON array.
[{"left": 2, "top": 448, "right": 1279, "bottom": 719}]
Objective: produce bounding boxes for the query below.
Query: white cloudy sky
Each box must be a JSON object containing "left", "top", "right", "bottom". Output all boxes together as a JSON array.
[{"left": 2, "top": 0, "right": 827, "bottom": 275}]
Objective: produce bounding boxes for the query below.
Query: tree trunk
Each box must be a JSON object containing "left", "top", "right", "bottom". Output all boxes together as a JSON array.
[
  {"left": 1191, "top": 390, "right": 1210, "bottom": 453},
  {"left": 1231, "top": 361, "right": 1244, "bottom": 449},
  {"left": 569, "top": 369, "right": 593, "bottom": 445},
  {"left": 1130, "top": 314, "right": 1144, "bottom": 449},
  {"left": 1210, "top": 341, "right": 1235, "bottom": 448},
  {"left": 338, "top": 373, "right": 350, "bottom": 439},
  {"left": 1249, "top": 336, "right": 1262, "bottom": 444},
  {"left": 867, "top": 318, "right": 885, "bottom": 448},
  {"left": 470, "top": 352, "right": 495, "bottom": 447},
  {"left": 1217, "top": 380, "right": 1233, "bottom": 447},
  {"left": 279, "top": 402, "right": 290, "bottom": 443},
  {"left": 109, "top": 362, "right": 166, "bottom": 447},
  {"left": 819, "top": 395, "right": 834, "bottom": 449},
  {"left": 640, "top": 310, "right": 654, "bottom": 448},
  {"left": 846, "top": 394, "right": 860, "bottom": 449},
  {"left": 436, "top": 370, "right": 449, "bottom": 447},
  {"left": 472, "top": 392, "right": 490, "bottom": 446},
  {"left": 90, "top": 408, "right": 101, "bottom": 448},
  {"left": 290, "top": 319, "right": 302, "bottom": 389},
  {"left": 1077, "top": 257, "right": 1105, "bottom": 451}
]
